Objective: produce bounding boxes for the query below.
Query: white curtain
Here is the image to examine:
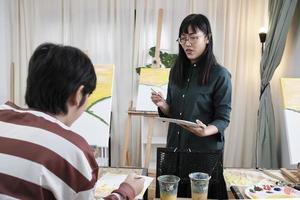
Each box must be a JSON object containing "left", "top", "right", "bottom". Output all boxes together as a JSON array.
[
  {"left": 9, "top": 0, "right": 63, "bottom": 106},
  {"left": 0, "top": 0, "right": 12, "bottom": 104},
  {"left": 1, "top": 0, "right": 268, "bottom": 167}
]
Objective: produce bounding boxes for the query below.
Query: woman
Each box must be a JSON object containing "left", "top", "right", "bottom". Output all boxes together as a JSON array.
[{"left": 151, "top": 14, "right": 231, "bottom": 199}]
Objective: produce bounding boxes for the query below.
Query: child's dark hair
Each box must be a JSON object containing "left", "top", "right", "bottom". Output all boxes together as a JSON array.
[{"left": 25, "top": 43, "right": 96, "bottom": 114}]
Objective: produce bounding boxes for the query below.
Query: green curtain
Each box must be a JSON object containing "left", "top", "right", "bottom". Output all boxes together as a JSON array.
[{"left": 257, "top": 0, "right": 298, "bottom": 168}]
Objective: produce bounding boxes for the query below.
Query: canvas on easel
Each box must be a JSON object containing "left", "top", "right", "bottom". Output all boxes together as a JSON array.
[
  {"left": 71, "top": 64, "right": 114, "bottom": 166},
  {"left": 281, "top": 78, "right": 300, "bottom": 165},
  {"left": 136, "top": 67, "right": 170, "bottom": 111}
]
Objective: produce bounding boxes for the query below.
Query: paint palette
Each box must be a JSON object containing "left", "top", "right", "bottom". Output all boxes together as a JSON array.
[
  {"left": 224, "top": 169, "right": 275, "bottom": 187},
  {"left": 245, "top": 184, "right": 300, "bottom": 199}
]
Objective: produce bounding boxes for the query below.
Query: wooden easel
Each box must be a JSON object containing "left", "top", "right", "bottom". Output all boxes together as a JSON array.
[
  {"left": 10, "top": 62, "right": 15, "bottom": 103},
  {"left": 121, "top": 9, "right": 164, "bottom": 168},
  {"left": 297, "top": 163, "right": 300, "bottom": 181},
  {"left": 121, "top": 102, "right": 158, "bottom": 167}
]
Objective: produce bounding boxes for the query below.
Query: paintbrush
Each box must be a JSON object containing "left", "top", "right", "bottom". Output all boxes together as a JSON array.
[{"left": 151, "top": 88, "right": 162, "bottom": 98}]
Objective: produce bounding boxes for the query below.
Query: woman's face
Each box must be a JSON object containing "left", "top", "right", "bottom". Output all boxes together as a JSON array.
[{"left": 179, "top": 26, "right": 209, "bottom": 64}]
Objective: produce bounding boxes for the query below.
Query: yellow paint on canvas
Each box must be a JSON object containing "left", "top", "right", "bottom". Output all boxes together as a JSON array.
[
  {"left": 281, "top": 78, "right": 300, "bottom": 111},
  {"left": 139, "top": 68, "right": 170, "bottom": 86},
  {"left": 86, "top": 64, "right": 114, "bottom": 109}
]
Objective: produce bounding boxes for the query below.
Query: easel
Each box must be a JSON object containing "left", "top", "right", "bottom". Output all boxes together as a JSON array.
[
  {"left": 121, "top": 102, "right": 158, "bottom": 167},
  {"left": 121, "top": 9, "right": 164, "bottom": 168},
  {"left": 10, "top": 62, "right": 15, "bottom": 103},
  {"left": 298, "top": 163, "right": 300, "bottom": 181}
]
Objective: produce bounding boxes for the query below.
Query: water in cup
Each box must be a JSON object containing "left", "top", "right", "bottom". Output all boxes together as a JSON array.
[
  {"left": 158, "top": 175, "right": 180, "bottom": 200},
  {"left": 189, "top": 172, "right": 211, "bottom": 200}
]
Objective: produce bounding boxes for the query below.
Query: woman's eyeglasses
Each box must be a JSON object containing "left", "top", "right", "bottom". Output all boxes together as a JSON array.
[{"left": 176, "top": 34, "right": 204, "bottom": 45}]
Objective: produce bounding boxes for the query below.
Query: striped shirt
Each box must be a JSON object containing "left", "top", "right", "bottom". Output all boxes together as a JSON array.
[{"left": 0, "top": 102, "right": 99, "bottom": 199}]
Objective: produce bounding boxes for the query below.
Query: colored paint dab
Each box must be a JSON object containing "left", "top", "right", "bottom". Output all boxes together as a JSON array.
[
  {"left": 254, "top": 186, "right": 263, "bottom": 191},
  {"left": 283, "top": 186, "right": 295, "bottom": 195},
  {"left": 263, "top": 185, "right": 271, "bottom": 190},
  {"left": 274, "top": 187, "right": 281, "bottom": 191}
]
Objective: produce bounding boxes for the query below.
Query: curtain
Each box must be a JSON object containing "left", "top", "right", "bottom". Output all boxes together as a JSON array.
[
  {"left": 257, "top": 0, "right": 297, "bottom": 168},
  {"left": 10, "top": 0, "right": 63, "bottom": 106},
  {"left": 0, "top": 0, "right": 12, "bottom": 104}
]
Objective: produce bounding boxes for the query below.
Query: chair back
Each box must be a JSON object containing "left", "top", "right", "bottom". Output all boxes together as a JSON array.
[{"left": 155, "top": 147, "right": 226, "bottom": 199}]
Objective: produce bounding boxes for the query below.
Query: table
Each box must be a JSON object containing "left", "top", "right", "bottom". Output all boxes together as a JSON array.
[{"left": 99, "top": 166, "right": 147, "bottom": 178}]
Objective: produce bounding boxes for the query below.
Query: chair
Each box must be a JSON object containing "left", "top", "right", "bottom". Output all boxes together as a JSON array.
[{"left": 155, "top": 147, "right": 228, "bottom": 199}]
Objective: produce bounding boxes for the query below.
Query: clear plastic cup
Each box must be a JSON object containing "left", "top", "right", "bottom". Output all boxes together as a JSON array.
[
  {"left": 189, "top": 172, "right": 211, "bottom": 200},
  {"left": 157, "top": 175, "right": 180, "bottom": 200}
]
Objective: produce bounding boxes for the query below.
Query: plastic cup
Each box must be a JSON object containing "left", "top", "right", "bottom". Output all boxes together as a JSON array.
[
  {"left": 189, "top": 172, "right": 211, "bottom": 200},
  {"left": 157, "top": 175, "right": 180, "bottom": 200}
]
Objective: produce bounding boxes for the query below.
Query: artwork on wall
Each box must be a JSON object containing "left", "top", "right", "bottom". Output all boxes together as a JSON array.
[
  {"left": 71, "top": 64, "right": 114, "bottom": 166},
  {"left": 281, "top": 78, "right": 300, "bottom": 164},
  {"left": 136, "top": 68, "right": 170, "bottom": 111}
]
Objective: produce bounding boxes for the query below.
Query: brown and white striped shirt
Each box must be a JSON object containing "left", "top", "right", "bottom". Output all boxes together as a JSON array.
[{"left": 0, "top": 102, "right": 99, "bottom": 199}]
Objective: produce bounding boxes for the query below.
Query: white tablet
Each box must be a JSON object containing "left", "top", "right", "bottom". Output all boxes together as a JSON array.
[{"left": 156, "top": 117, "right": 199, "bottom": 128}]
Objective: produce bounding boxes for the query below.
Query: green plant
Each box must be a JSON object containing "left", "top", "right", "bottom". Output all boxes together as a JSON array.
[{"left": 136, "top": 46, "right": 177, "bottom": 74}]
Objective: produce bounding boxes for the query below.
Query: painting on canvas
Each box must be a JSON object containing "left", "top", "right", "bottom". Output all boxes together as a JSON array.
[
  {"left": 71, "top": 64, "right": 114, "bottom": 165},
  {"left": 281, "top": 78, "right": 300, "bottom": 164}
]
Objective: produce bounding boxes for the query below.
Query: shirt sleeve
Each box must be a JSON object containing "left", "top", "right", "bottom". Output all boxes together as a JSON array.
[
  {"left": 104, "top": 183, "right": 136, "bottom": 200},
  {"left": 209, "top": 69, "right": 232, "bottom": 141}
]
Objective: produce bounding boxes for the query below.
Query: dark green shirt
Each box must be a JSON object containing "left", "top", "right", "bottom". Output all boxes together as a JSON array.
[{"left": 159, "top": 63, "right": 232, "bottom": 151}]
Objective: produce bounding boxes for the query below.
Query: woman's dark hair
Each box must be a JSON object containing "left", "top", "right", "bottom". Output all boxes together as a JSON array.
[
  {"left": 171, "top": 14, "right": 217, "bottom": 86},
  {"left": 25, "top": 43, "right": 96, "bottom": 115}
]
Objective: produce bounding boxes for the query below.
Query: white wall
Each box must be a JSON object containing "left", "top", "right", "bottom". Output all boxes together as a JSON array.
[{"left": 271, "top": 0, "right": 300, "bottom": 168}]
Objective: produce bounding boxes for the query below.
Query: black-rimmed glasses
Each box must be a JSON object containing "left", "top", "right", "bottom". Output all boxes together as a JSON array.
[{"left": 176, "top": 34, "right": 204, "bottom": 45}]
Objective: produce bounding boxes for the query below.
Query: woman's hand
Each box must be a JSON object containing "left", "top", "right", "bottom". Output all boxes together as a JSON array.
[
  {"left": 180, "top": 119, "right": 207, "bottom": 136},
  {"left": 150, "top": 91, "right": 166, "bottom": 108},
  {"left": 151, "top": 91, "right": 170, "bottom": 115}
]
